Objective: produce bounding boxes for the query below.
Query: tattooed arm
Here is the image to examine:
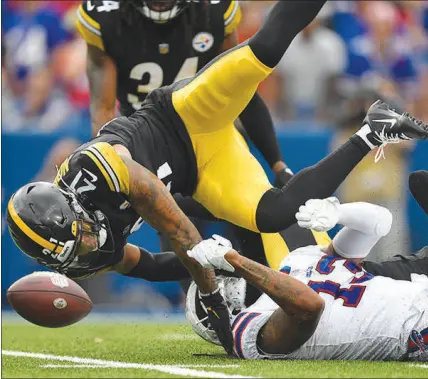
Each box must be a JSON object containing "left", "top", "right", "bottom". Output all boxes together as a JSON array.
[
  {"left": 226, "top": 250, "right": 324, "bottom": 354},
  {"left": 189, "top": 239, "right": 324, "bottom": 354},
  {"left": 122, "top": 154, "right": 217, "bottom": 293}
]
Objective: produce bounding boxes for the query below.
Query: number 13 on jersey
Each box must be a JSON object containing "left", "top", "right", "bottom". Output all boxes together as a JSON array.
[{"left": 308, "top": 256, "right": 374, "bottom": 308}]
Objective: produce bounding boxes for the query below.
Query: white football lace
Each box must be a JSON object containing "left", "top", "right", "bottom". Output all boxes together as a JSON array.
[{"left": 373, "top": 127, "right": 412, "bottom": 163}]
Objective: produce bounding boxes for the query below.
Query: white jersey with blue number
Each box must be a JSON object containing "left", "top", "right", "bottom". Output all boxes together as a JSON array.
[{"left": 239, "top": 245, "right": 428, "bottom": 360}]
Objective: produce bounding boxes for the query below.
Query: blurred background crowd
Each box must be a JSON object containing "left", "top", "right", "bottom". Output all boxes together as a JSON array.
[{"left": 2, "top": 0, "right": 428, "bottom": 312}]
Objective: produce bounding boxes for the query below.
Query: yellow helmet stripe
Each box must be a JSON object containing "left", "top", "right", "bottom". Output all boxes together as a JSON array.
[{"left": 7, "top": 197, "right": 63, "bottom": 253}]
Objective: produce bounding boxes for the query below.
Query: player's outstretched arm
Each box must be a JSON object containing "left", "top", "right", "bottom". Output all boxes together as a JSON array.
[
  {"left": 189, "top": 239, "right": 324, "bottom": 354},
  {"left": 114, "top": 244, "right": 191, "bottom": 282},
  {"left": 121, "top": 155, "right": 217, "bottom": 294},
  {"left": 86, "top": 44, "right": 118, "bottom": 136}
]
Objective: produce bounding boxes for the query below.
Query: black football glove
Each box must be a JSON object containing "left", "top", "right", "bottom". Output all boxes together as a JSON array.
[
  {"left": 200, "top": 288, "right": 234, "bottom": 355},
  {"left": 274, "top": 167, "right": 294, "bottom": 188}
]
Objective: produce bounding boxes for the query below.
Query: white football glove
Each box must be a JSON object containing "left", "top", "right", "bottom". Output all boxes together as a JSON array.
[
  {"left": 295, "top": 197, "right": 341, "bottom": 232},
  {"left": 187, "top": 235, "right": 235, "bottom": 272}
]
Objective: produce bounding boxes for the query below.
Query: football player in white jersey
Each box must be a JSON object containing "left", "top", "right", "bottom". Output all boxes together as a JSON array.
[{"left": 186, "top": 196, "right": 428, "bottom": 361}]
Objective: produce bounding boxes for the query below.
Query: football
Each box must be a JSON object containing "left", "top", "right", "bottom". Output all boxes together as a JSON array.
[{"left": 7, "top": 271, "right": 93, "bottom": 328}]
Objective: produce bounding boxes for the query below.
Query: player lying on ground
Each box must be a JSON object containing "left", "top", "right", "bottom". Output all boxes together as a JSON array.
[
  {"left": 6, "top": 0, "right": 428, "bottom": 353},
  {"left": 187, "top": 198, "right": 428, "bottom": 361}
]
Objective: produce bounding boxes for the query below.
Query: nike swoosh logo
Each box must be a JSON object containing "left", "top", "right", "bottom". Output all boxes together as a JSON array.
[{"left": 373, "top": 119, "right": 397, "bottom": 128}]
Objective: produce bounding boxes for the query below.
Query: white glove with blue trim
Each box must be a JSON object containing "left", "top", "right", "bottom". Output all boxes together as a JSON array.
[
  {"left": 296, "top": 197, "right": 341, "bottom": 232},
  {"left": 187, "top": 235, "right": 235, "bottom": 272}
]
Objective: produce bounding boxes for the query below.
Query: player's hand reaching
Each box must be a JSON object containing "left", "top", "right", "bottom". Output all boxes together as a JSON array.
[
  {"left": 296, "top": 197, "right": 341, "bottom": 232},
  {"left": 187, "top": 235, "right": 235, "bottom": 272},
  {"left": 188, "top": 235, "right": 236, "bottom": 354}
]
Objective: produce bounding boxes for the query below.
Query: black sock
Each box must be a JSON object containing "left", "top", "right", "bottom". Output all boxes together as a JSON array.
[
  {"left": 256, "top": 137, "right": 370, "bottom": 232},
  {"left": 248, "top": 0, "right": 327, "bottom": 68}
]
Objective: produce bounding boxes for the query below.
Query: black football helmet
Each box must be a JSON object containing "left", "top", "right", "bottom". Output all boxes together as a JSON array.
[
  {"left": 134, "top": 0, "right": 190, "bottom": 22},
  {"left": 6, "top": 182, "right": 114, "bottom": 277}
]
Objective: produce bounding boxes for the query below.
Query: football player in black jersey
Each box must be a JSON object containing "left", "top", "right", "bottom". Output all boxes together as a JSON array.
[
  {"left": 7, "top": 0, "right": 428, "bottom": 353},
  {"left": 77, "top": 0, "right": 289, "bottom": 184},
  {"left": 77, "top": 0, "right": 304, "bottom": 269}
]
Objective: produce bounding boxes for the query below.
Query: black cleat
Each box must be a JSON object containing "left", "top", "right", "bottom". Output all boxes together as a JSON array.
[
  {"left": 364, "top": 100, "right": 428, "bottom": 143},
  {"left": 360, "top": 100, "right": 428, "bottom": 162}
]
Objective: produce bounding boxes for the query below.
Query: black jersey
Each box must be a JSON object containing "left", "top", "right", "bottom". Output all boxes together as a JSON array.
[
  {"left": 54, "top": 141, "right": 144, "bottom": 278},
  {"left": 95, "top": 82, "right": 198, "bottom": 197},
  {"left": 76, "top": 0, "right": 242, "bottom": 116},
  {"left": 53, "top": 83, "right": 197, "bottom": 278}
]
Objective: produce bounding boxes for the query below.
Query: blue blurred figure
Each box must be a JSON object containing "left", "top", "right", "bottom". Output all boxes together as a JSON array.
[
  {"left": 2, "top": 0, "right": 74, "bottom": 133},
  {"left": 333, "top": 1, "right": 420, "bottom": 105}
]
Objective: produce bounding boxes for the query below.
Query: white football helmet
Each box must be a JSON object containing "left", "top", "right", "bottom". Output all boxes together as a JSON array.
[{"left": 185, "top": 277, "right": 247, "bottom": 345}]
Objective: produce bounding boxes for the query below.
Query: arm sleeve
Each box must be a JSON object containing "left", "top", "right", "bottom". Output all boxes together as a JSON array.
[
  {"left": 363, "top": 247, "right": 428, "bottom": 281},
  {"left": 238, "top": 92, "right": 283, "bottom": 167},
  {"left": 332, "top": 202, "right": 393, "bottom": 259},
  {"left": 124, "top": 247, "right": 191, "bottom": 282}
]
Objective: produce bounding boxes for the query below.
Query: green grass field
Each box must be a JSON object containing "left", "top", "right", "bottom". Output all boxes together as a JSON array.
[{"left": 2, "top": 317, "right": 428, "bottom": 378}]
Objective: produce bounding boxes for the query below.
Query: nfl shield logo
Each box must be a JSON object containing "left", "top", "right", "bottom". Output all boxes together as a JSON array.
[{"left": 159, "top": 43, "right": 169, "bottom": 54}]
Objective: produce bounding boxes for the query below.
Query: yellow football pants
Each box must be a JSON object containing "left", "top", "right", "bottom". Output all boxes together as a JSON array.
[
  {"left": 172, "top": 44, "right": 331, "bottom": 266},
  {"left": 172, "top": 45, "right": 273, "bottom": 232}
]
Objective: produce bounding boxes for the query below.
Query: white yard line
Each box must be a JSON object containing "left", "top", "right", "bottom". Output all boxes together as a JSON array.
[
  {"left": 2, "top": 350, "right": 254, "bottom": 378},
  {"left": 411, "top": 364, "right": 428, "bottom": 369},
  {"left": 40, "top": 364, "right": 241, "bottom": 369},
  {"left": 41, "top": 364, "right": 109, "bottom": 368}
]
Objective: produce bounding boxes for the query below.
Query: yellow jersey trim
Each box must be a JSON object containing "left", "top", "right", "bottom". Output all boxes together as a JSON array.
[
  {"left": 83, "top": 142, "right": 130, "bottom": 195},
  {"left": 224, "top": 1, "right": 242, "bottom": 35},
  {"left": 8, "top": 197, "right": 63, "bottom": 253},
  {"left": 76, "top": 5, "right": 104, "bottom": 51},
  {"left": 81, "top": 150, "right": 115, "bottom": 192}
]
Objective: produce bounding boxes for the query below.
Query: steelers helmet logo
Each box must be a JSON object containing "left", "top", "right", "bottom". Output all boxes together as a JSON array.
[{"left": 192, "top": 32, "right": 214, "bottom": 53}]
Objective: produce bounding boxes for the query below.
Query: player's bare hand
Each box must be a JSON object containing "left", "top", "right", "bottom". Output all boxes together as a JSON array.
[
  {"left": 187, "top": 235, "right": 235, "bottom": 272},
  {"left": 296, "top": 197, "right": 340, "bottom": 232}
]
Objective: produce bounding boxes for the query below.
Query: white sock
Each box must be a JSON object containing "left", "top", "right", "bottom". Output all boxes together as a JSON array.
[{"left": 355, "top": 124, "right": 376, "bottom": 150}]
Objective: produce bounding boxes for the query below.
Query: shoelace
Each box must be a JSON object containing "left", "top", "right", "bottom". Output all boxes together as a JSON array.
[{"left": 373, "top": 126, "right": 412, "bottom": 163}]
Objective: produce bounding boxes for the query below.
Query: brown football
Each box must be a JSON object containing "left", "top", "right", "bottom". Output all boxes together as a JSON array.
[{"left": 7, "top": 271, "right": 93, "bottom": 328}]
